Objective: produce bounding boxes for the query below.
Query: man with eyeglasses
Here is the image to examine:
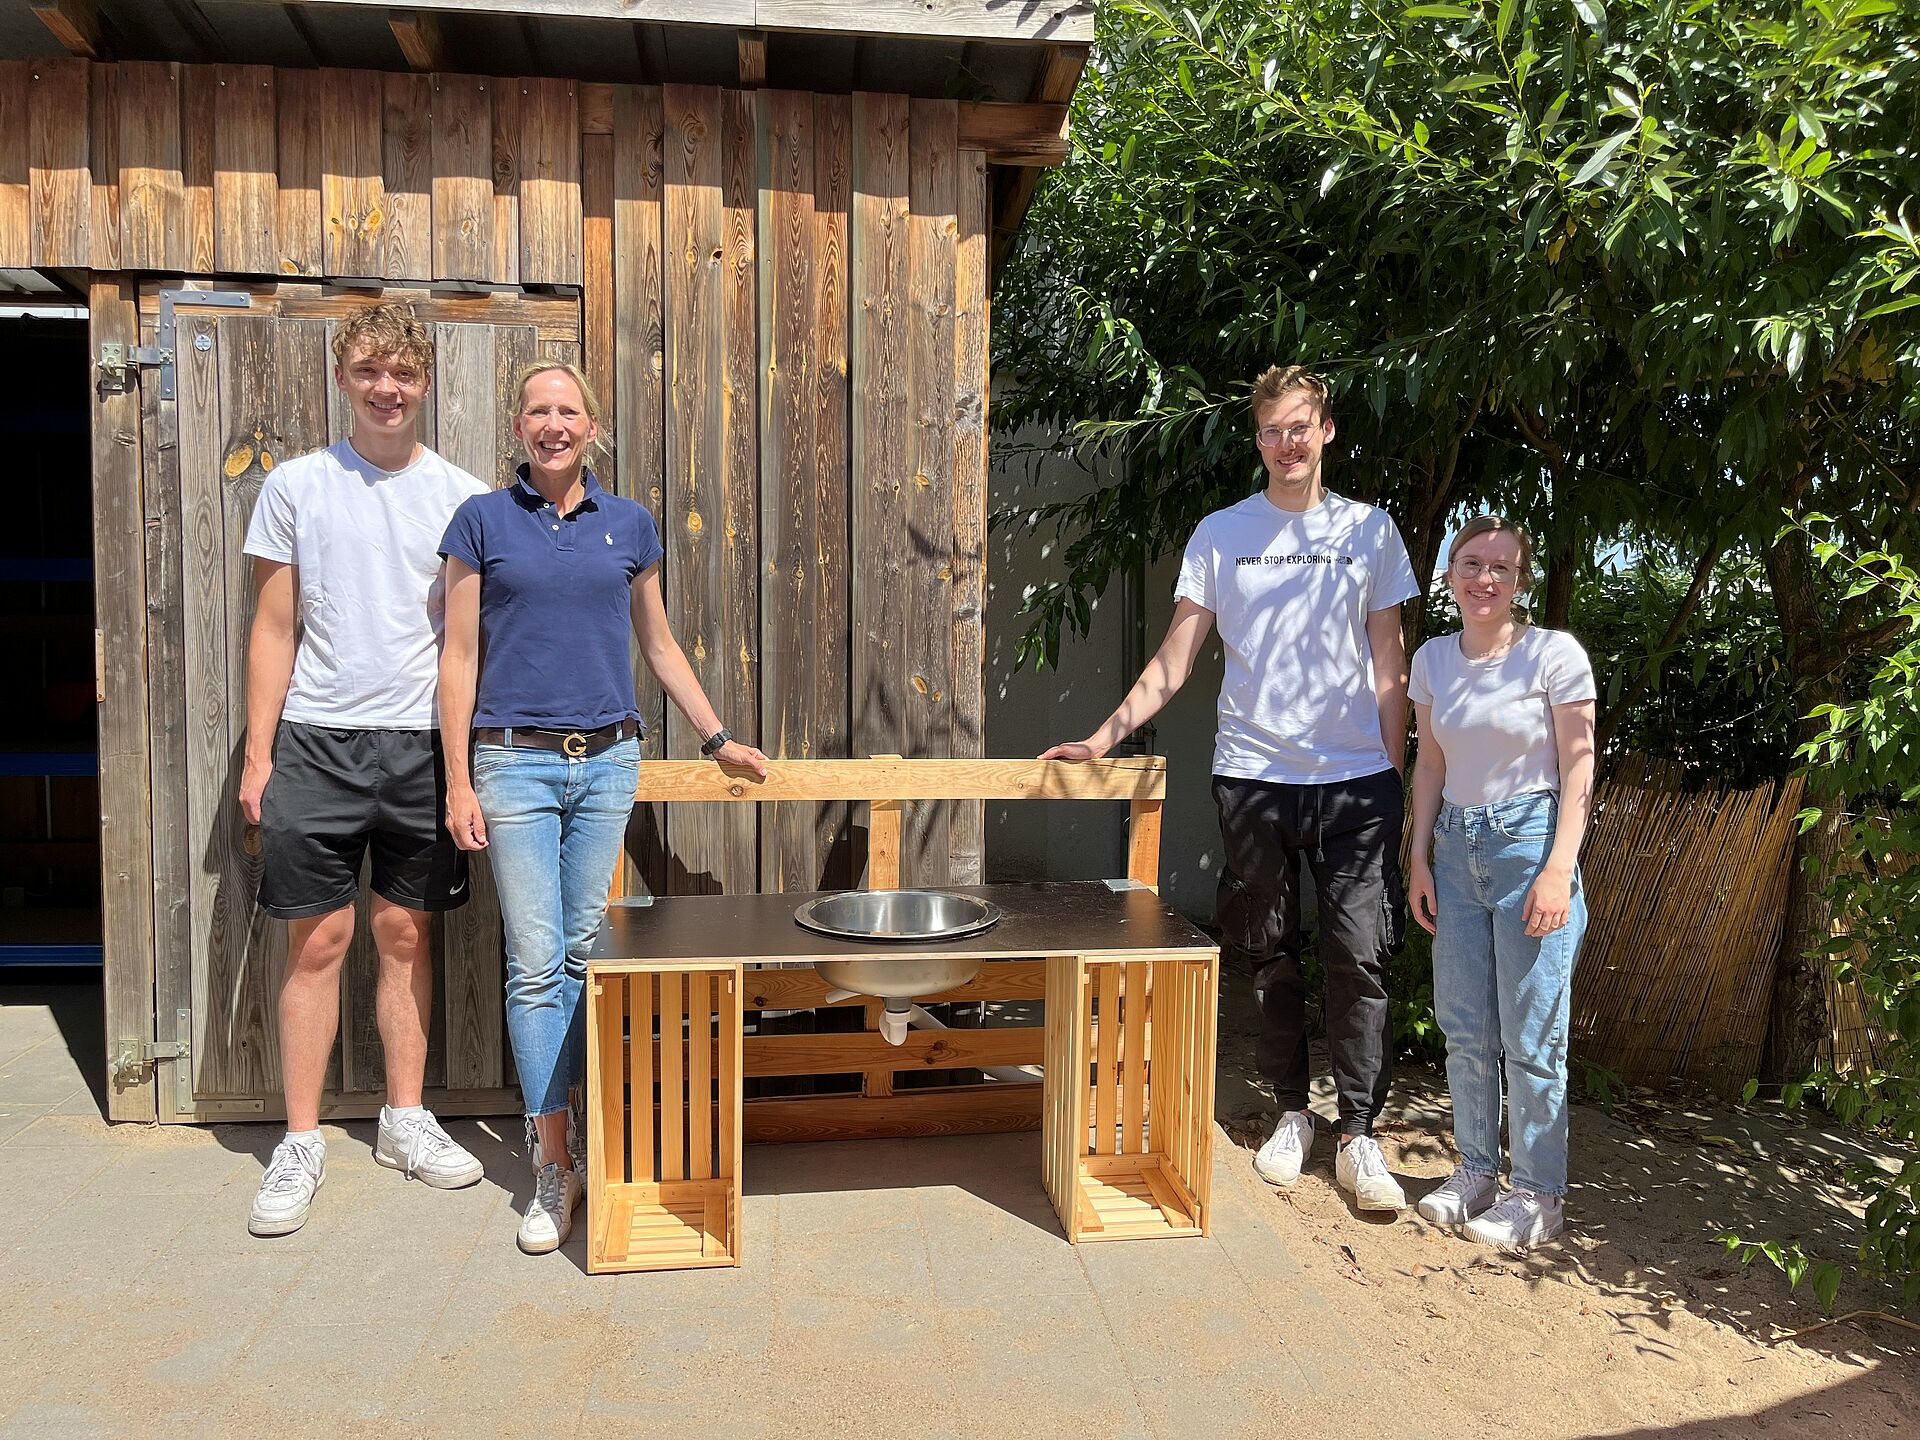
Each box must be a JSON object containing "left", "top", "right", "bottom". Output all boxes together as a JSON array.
[{"left": 1043, "top": 364, "right": 1419, "bottom": 1214}]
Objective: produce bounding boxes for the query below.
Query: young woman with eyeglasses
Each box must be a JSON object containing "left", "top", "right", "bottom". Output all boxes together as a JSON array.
[{"left": 1405, "top": 515, "right": 1597, "bottom": 1251}]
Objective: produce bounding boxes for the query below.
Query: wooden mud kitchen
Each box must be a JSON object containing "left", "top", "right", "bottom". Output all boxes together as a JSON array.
[{"left": 582, "top": 758, "right": 1221, "bottom": 1273}]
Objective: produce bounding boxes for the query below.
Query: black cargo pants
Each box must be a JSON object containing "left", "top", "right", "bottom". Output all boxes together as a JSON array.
[{"left": 1212, "top": 767, "right": 1406, "bottom": 1137}]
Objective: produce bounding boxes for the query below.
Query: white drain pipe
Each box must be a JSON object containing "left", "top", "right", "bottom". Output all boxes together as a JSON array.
[{"left": 822, "top": 988, "right": 1040, "bottom": 1081}]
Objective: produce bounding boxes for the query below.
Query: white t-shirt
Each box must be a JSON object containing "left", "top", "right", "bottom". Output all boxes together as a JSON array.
[
  {"left": 1175, "top": 490, "right": 1420, "bottom": 784},
  {"left": 1408, "top": 627, "right": 1597, "bottom": 806},
  {"left": 242, "top": 441, "right": 489, "bottom": 729}
]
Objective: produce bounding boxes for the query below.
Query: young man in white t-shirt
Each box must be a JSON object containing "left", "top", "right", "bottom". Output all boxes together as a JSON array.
[
  {"left": 239, "top": 304, "right": 490, "bottom": 1236},
  {"left": 1044, "top": 365, "right": 1418, "bottom": 1212}
]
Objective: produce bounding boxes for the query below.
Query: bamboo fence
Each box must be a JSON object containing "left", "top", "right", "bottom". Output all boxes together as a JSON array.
[{"left": 1569, "top": 757, "right": 1805, "bottom": 1095}]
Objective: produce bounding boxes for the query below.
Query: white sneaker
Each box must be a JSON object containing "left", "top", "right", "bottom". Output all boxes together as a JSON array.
[
  {"left": 1253, "top": 1109, "right": 1317, "bottom": 1187},
  {"left": 1415, "top": 1166, "right": 1498, "bottom": 1228},
  {"left": 518, "top": 1161, "right": 583, "bottom": 1255},
  {"left": 1465, "top": 1189, "right": 1564, "bottom": 1251},
  {"left": 249, "top": 1135, "right": 325, "bottom": 1236},
  {"left": 1334, "top": 1135, "right": 1407, "bottom": 1212},
  {"left": 374, "top": 1107, "right": 484, "bottom": 1189}
]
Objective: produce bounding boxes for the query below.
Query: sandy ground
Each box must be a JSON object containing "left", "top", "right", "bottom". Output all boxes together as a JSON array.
[{"left": 1213, "top": 965, "right": 1920, "bottom": 1438}]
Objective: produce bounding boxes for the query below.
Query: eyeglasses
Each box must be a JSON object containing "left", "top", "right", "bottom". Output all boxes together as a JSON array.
[
  {"left": 1256, "top": 424, "right": 1319, "bottom": 448},
  {"left": 1454, "top": 559, "right": 1518, "bottom": 585}
]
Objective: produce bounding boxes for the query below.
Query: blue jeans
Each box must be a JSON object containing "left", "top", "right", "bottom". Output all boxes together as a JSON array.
[
  {"left": 1430, "top": 789, "right": 1585, "bottom": 1196},
  {"left": 472, "top": 736, "right": 638, "bottom": 1118}
]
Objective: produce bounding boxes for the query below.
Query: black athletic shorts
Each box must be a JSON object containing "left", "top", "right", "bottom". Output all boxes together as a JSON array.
[{"left": 257, "top": 722, "right": 470, "bottom": 920}]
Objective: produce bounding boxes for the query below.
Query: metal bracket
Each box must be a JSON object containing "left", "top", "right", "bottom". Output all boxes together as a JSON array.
[
  {"left": 1103, "top": 878, "right": 1146, "bottom": 892},
  {"left": 155, "top": 288, "right": 252, "bottom": 399},
  {"left": 95, "top": 342, "right": 171, "bottom": 394},
  {"left": 111, "top": 1007, "right": 194, "bottom": 1112}
]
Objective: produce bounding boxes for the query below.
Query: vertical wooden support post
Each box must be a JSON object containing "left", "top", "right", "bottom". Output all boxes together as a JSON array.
[
  {"left": 1128, "top": 796, "right": 1163, "bottom": 892},
  {"left": 92, "top": 278, "right": 157, "bottom": 1122}
]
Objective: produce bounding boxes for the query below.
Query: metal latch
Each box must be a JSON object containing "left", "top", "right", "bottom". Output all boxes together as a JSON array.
[
  {"left": 112, "top": 1008, "right": 194, "bottom": 1112},
  {"left": 95, "top": 342, "right": 172, "bottom": 394}
]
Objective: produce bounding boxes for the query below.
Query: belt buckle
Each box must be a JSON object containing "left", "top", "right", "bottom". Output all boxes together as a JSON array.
[{"left": 562, "top": 731, "right": 588, "bottom": 757}]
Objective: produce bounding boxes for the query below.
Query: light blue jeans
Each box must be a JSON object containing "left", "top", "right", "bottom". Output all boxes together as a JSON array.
[
  {"left": 472, "top": 736, "right": 638, "bottom": 1118},
  {"left": 1430, "top": 789, "right": 1586, "bottom": 1197}
]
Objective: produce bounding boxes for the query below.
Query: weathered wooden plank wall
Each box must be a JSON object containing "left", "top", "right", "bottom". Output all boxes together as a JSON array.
[{"left": 47, "top": 63, "right": 991, "bottom": 1115}]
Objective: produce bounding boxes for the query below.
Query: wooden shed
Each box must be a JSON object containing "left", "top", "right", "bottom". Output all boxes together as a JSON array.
[{"left": 0, "top": 0, "right": 1091, "bottom": 1124}]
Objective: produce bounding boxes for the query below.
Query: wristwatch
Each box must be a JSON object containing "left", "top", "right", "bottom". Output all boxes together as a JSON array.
[{"left": 700, "top": 728, "right": 732, "bottom": 758}]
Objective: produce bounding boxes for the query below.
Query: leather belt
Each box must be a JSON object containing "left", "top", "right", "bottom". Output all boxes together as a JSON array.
[{"left": 473, "top": 718, "right": 638, "bottom": 758}]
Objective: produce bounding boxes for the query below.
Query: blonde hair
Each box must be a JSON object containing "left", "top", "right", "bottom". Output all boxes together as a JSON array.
[
  {"left": 1250, "top": 364, "right": 1331, "bottom": 424},
  {"left": 511, "top": 361, "right": 603, "bottom": 423},
  {"left": 1447, "top": 514, "right": 1534, "bottom": 621},
  {"left": 331, "top": 302, "right": 433, "bottom": 381}
]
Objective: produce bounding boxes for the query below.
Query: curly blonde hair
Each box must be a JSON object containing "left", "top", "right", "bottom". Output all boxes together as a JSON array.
[{"left": 330, "top": 302, "right": 434, "bottom": 382}]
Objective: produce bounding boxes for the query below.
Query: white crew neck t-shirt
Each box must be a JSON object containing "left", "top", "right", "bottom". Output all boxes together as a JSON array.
[
  {"left": 1408, "top": 627, "right": 1597, "bottom": 806},
  {"left": 1175, "top": 490, "right": 1420, "bottom": 784},
  {"left": 242, "top": 440, "right": 489, "bottom": 729}
]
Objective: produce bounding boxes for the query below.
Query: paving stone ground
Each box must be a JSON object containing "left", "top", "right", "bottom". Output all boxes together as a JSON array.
[{"left": 0, "top": 979, "right": 1409, "bottom": 1440}]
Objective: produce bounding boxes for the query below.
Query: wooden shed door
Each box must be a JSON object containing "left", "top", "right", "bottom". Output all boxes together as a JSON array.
[{"left": 151, "top": 298, "right": 555, "bottom": 1116}]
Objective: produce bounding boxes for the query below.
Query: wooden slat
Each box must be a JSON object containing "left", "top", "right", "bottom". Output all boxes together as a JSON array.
[
  {"left": 849, "top": 91, "right": 909, "bottom": 817},
  {"left": 742, "top": 1082, "right": 1042, "bottom": 1144},
  {"left": 720, "top": 86, "right": 760, "bottom": 885},
  {"left": 92, "top": 279, "right": 157, "bottom": 1122},
  {"left": 1121, "top": 961, "right": 1147, "bottom": 1152},
  {"left": 866, "top": 794, "right": 902, "bottom": 888},
  {"left": 0, "top": 63, "right": 30, "bottom": 267},
  {"left": 582, "top": 130, "right": 616, "bottom": 459},
  {"left": 118, "top": 61, "right": 187, "bottom": 271},
  {"left": 388, "top": 9, "right": 444, "bottom": 71},
  {"left": 633, "top": 755, "right": 1167, "bottom": 803},
  {"left": 275, "top": 68, "right": 323, "bottom": 276},
  {"left": 86, "top": 60, "right": 116, "bottom": 269},
  {"left": 753, "top": 0, "right": 1093, "bottom": 42},
  {"left": 29, "top": 57, "right": 89, "bottom": 267},
  {"left": 812, "top": 93, "right": 855, "bottom": 888},
  {"left": 430, "top": 73, "right": 492, "bottom": 281},
  {"left": 760, "top": 88, "right": 819, "bottom": 892},
  {"left": 156, "top": 283, "right": 578, "bottom": 340},
  {"left": 320, "top": 69, "right": 385, "bottom": 277},
  {"left": 182, "top": 66, "right": 218, "bottom": 273},
  {"left": 611, "top": 83, "right": 668, "bottom": 899},
  {"left": 382, "top": 71, "right": 433, "bottom": 280},
  {"left": 212, "top": 66, "right": 278, "bottom": 276},
  {"left": 688, "top": 972, "right": 713, "bottom": 1179},
  {"left": 903, "top": 98, "right": 958, "bottom": 885},
  {"left": 718, "top": 972, "right": 740, "bottom": 1196},
  {"left": 659, "top": 970, "right": 685, "bottom": 1180},
  {"left": 518, "top": 77, "right": 581, "bottom": 285},
  {"left": 631, "top": 970, "right": 656, "bottom": 1182},
  {"left": 579, "top": 81, "right": 614, "bottom": 135},
  {"left": 1093, "top": 963, "right": 1118, "bottom": 1155},
  {"left": 990, "top": 43, "right": 1088, "bottom": 278},
  {"left": 737, "top": 30, "right": 768, "bottom": 88},
  {"left": 744, "top": 957, "right": 1043, "bottom": 1010},
  {"left": 489, "top": 76, "right": 520, "bottom": 284},
  {"left": 949, "top": 146, "right": 988, "bottom": 882},
  {"left": 741, "top": 1024, "right": 1040, "bottom": 1077},
  {"left": 591, "top": 974, "right": 626, "bottom": 1186}
]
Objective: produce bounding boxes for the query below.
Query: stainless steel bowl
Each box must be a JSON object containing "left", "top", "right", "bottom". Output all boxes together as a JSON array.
[{"left": 793, "top": 889, "right": 1003, "bottom": 944}]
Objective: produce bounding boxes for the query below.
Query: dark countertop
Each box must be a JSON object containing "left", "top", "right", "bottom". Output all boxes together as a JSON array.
[{"left": 585, "top": 881, "right": 1215, "bottom": 967}]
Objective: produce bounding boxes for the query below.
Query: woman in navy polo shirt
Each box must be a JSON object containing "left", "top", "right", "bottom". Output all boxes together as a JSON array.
[{"left": 438, "top": 362, "right": 768, "bottom": 1256}]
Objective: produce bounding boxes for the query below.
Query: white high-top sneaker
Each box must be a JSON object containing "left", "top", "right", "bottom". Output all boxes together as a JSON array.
[
  {"left": 518, "top": 1161, "right": 583, "bottom": 1255},
  {"left": 1465, "top": 1189, "right": 1564, "bottom": 1251},
  {"left": 1253, "top": 1109, "right": 1317, "bottom": 1187},
  {"left": 374, "top": 1107, "right": 484, "bottom": 1189},
  {"left": 1414, "top": 1165, "right": 1498, "bottom": 1228},
  {"left": 1334, "top": 1134, "right": 1407, "bottom": 1212},
  {"left": 249, "top": 1134, "right": 326, "bottom": 1236}
]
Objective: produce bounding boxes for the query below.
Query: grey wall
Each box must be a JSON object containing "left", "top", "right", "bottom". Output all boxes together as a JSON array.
[{"left": 983, "top": 428, "right": 1230, "bottom": 924}]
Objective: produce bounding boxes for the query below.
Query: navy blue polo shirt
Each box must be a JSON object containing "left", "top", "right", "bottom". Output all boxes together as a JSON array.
[{"left": 439, "top": 469, "right": 664, "bottom": 730}]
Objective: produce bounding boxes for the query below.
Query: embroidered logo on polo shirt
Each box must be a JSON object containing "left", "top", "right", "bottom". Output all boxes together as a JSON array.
[{"left": 605, "top": 533, "right": 613, "bottom": 544}]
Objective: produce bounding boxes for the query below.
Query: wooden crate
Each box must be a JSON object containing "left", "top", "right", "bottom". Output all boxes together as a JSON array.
[
  {"left": 1043, "top": 952, "right": 1219, "bottom": 1242},
  {"left": 585, "top": 960, "right": 743, "bottom": 1273}
]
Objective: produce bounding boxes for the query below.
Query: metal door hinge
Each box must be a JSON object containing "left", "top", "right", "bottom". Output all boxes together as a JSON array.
[
  {"left": 112, "top": 1008, "right": 194, "bottom": 1112},
  {"left": 95, "top": 342, "right": 171, "bottom": 394}
]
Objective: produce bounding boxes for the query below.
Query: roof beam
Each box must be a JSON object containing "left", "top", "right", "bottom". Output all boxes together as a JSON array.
[
  {"left": 957, "top": 102, "right": 1068, "bottom": 166},
  {"left": 388, "top": 9, "right": 446, "bottom": 71},
  {"left": 31, "top": 1, "right": 102, "bottom": 58},
  {"left": 737, "top": 29, "right": 767, "bottom": 88},
  {"left": 245, "top": 1, "right": 1093, "bottom": 44},
  {"left": 990, "top": 42, "right": 1088, "bottom": 282}
]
